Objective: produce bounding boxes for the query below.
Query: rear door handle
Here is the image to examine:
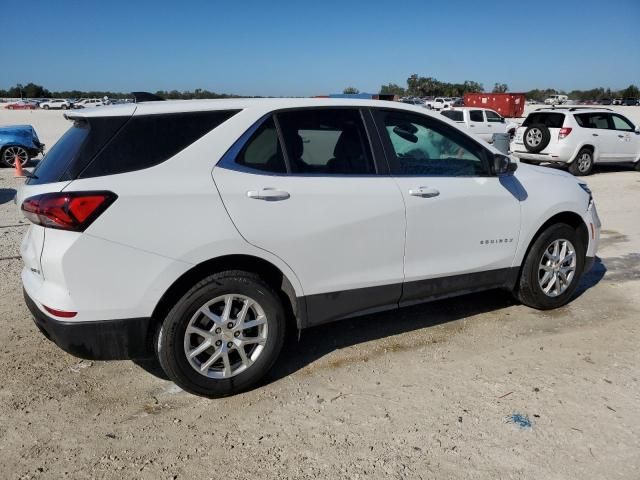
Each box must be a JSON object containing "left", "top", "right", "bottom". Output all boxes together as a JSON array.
[
  {"left": 592, "top": 133, "right": 598, "bottom": 136},
  {"left": 618, "top": 134, "right": 625, "bottom": 138},
  {"left": 247, "top": 188, "right": 290, "bottom": 201},
  {"left": 409, "top": 186, "right": 440, "bottom": 198}
]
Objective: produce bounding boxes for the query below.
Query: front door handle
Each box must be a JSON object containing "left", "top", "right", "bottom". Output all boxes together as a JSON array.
[
  {"left": 618, "top": 134, "right": 625, "bottom": 138},
  {"left": 409, "top": 186, "right": 440, "bottom": 198},
  {"left": 592, "top": 133, "right": 598, "bottom": 136},
  {"left": 247, "top": 188, "right": 290, "bottom": 201}
]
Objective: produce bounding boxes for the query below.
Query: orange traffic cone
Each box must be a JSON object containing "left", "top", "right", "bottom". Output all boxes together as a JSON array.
[{"left": 14, "top": 155, "right": 25, "bottom": 178}]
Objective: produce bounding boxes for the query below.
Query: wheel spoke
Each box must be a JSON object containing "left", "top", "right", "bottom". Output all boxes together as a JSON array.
[
  {"left": 540, "top": 270, "right": 552, "bottom": 287},
  {"left": 199, "top": 349, "right": 222, "bottom": 372},
  {"left": 241, "top": 336, "right": 266, "bottom": 346},
  {"left": 237, "top": 346, "right": 252, "bottom": 367},
  {"left": 562, "top": 251, "right": 575, "bottom": 265},
  {"left": 186, "top": 325, "right": 210, "bottom": 339},
  {"left": 242, "top": 316, "right": 266, "bottom": 330},
  {"left": 188, "top": 339, "right": 212, "bottom": 359},
  {"left": 543, "top": 273, "right": 556, "bottom": 293},
  {"left": 222, "top": 352, "right": 232, "bottom": 377},
  {"left": 235, "top": 298, "right": 252, "bottom": 327},
  {"left": 200, "top": 307, "right": 223, "bottom": 328},
  {"left": 221, "top": 295, "right": 233, "bottom": 322},
  {"left": 559, "top": 241, "right": 567, "bottom": 260}
]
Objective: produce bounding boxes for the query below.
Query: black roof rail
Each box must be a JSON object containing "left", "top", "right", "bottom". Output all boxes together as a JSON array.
[
  {"left": 132, "top": 92, "right": 165, "bottom": 103},
  {"left": 534, "top": 106, "right": 612, "bottom": 112}
]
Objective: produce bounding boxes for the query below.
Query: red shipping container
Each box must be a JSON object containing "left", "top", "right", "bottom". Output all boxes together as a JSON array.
[{"left": 463, "top": 93, "right": 526, "bottom": 118}]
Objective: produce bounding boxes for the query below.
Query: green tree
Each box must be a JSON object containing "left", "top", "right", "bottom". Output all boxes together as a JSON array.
[
  {"left": 492, "top": 83, "right": 508, "bottom": 93},
  {"left": 380, "top": 83, "right": 405, "bottom": 96},
  {"left": 342, "top": 87, "right": 360, "bottom": 94},
  {"left": 621, "top": 84, "right": 639, "bottom": 98}
]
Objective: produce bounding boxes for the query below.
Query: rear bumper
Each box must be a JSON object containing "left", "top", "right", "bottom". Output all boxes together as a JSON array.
[{"left": 24, "top": 289, "right": 153, "bottom": 360}]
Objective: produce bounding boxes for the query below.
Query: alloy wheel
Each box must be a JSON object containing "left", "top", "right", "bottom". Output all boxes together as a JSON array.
[
  {"left": 183, "top": 294, "right": 268, "bottom": 379},
  {"left": 538, "top": 239, "right": 577, "bottom": 297},
  {"left": 526, "top": 128, "right": 543, "bottom": 147}
]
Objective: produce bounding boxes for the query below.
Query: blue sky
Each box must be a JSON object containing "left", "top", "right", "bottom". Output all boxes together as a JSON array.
[{"left": 2, "top": 0, "right": 638, "bottom": 95}]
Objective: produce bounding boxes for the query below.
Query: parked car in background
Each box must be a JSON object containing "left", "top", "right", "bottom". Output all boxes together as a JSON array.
[
  {"left": 0, "top": 125, "right": 44, "bottom": 167},
  {"left": 39, "top": 99, "right": 71, "bottom": 110},
  {"left": 5, "top": 100, "right": 38, "bottom": 110},
  {"left": 452, "top": 98, "right": 464, "bottom": 107},
  {"left": 612, "top": 98, "right": 623, "bottom": 106},
  {"left": 441, "top": 107, "right": 518, "bottom": 142},
  {"left": 425, "top": 97, "right": 453, "bottom": 110},
  {"left": 544, "top": 95, "right": 568, "bottom": 105},
  {"left": 511, "top": 107, "right": 640, "bottom": 175},
  {"left": 72, "top": 98, "right": 104, "bottom": 109},
  {"left": 600, "top": 98, "right": 612, "bottom": 105},
  {"left": 18, "top": 97, "right": 600, "bottom": 397},
  {"left": 623, "top": 98, "right": 638, "bottom": 106}
]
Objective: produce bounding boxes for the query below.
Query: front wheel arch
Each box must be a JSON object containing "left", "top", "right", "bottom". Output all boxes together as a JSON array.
[{"left": 516, "top": 211, "right": 589, "bottom": 287}]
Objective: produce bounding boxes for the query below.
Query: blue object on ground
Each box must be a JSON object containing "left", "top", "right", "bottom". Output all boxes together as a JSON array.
[{"left": 508, "top": 413, "right": 532, "bottom": 428}]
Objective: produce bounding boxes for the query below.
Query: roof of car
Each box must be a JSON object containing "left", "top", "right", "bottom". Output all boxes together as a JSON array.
[{"left": 64, "top": 97, "right": 440, "bottom": 119}]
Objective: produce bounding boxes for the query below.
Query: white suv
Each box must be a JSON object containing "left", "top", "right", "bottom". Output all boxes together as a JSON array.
[
  {"left": 511, "top": 108, "right": 640, "bottom": 175},
  {"left": 72, "top": 98, "right": 104, "bottom": 109},
  {"left": 39, "top": 99, "right": 71, "bottom": 110},
  {"left": 18, "top": 98, "right": 601, "bottom": 397}
]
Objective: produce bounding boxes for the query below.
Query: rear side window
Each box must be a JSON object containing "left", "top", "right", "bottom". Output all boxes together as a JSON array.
[
  {"left": 575, "top": 113, "right": 610, "bottom": 129},
  {"left": 469, "top": 110, "right": 484, "bottom": 122},
  {"left": 80, "top": 110, "right": 239, "bottom": 178},
  {"left": 276, "top": 108, "right": 375, "bottom": 175},
  {"left": 441, "top": 110, "right": 463, "bottom": 122},
  {"left": 523, "top": 112, "right": 565, "bottom": 128}
]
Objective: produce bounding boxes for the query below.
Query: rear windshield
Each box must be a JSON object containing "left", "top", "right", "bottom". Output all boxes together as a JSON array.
[
  {"left": 28, "top": 110, "right": 239, "bottom": 184},
  {"left": 441, "top": 110, "right": 464, "bottom": 122},
  {"left": 522, "top": 112, "right": 565, "bottom": 128}
]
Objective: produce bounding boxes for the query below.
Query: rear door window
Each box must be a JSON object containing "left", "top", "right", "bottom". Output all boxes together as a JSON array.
[
  {"left": 522, "top": 112, "right": 565, "bottom": 128},
  {"left": 469, "top": 110, "right": 484, "bottom": 122},
  {"left": 575, "top": 113, "right": 610, "bottom": 129},
  {"left": 276, "top": 108, "right": 375, "bottom": 175},
  {"left": 441, "top": 110, "right": 464, "bottom": 122}
]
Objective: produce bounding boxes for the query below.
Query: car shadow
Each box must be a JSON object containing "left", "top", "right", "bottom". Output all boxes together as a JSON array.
[
  {"left": 266, "top": 289, "right": 518, "bottom": 385},
  {"left": 0, "top": 188, "right": 17, "bottom": 205}
]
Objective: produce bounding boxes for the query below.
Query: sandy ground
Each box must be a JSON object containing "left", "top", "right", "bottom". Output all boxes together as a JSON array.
[{"left": 0, "top": 107, "right": 639, "bottom": 479}]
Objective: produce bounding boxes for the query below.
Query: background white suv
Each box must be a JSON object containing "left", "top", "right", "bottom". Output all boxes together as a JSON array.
[
  {"left": 511, "top": 107, "right": 640, "bottom": 175},
  {"left": 18, "top": 98, "right": 600, "bottom": 397},
  {"left": 39, "top": 99, "right": 71, "bottom": 110},
  {"left": 72, "top": 98, "right": 104, "bottom": 109}
]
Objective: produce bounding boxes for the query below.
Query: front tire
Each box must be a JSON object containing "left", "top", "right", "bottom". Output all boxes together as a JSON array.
[
  {"left": 515, "top": 223, "right": 585, "bottom": 310},
  {"left": 156, "top": 270, "right": 286, "bottom": 398},
  {"left": 569, "top": 148, "right": 594, "bottom": 176}
]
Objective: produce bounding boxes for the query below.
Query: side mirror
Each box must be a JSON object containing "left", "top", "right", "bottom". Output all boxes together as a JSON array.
[{"left": 492, "top": 154, "right": 517, "bottom": 175}]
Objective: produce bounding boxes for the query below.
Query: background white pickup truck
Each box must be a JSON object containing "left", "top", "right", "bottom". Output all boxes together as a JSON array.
[
  {"left": 441, "top": 107, "right": 518, "bottom": 142},
  {"left": 425, "top": 97, "right": 453, "bottom": 110}
]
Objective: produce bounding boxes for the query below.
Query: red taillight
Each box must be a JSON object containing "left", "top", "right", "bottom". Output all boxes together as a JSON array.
[
  {"left": 559, "top": 127, "right": 572, "bottom": 139},
  {"left": 43, "top": 305, "right": 77, "bottom": 318},
  {"left": 21, "top": 191, "right": 117, "bottom": 231}
]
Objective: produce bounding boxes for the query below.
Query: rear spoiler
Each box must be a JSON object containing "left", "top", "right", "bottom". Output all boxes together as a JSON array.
[{"left": 132, "top": 92, "right": 165, "bottom": 103}]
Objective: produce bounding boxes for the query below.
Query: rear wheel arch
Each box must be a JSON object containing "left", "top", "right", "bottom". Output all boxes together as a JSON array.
[
  {"left": 570, "top": 144, "right": 595, "bottom": 163},
  {"left": 150, "top": 254, "right": 303, "bottom": 347}
]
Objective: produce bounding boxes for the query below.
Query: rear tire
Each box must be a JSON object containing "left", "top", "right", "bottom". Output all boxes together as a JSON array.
[
  {"left": 569, "top": 148, "right": 593, "bottom": 176},
  {"left": 634, "top": 161, "right": 640, "bottom": 172},
  {"left": 523, "top": 124, "right": 551, "bottom": 153},
  {"left": 43, "top": 105, "right": 49, "bottom": 110},
  {"left": 156, "top": 270, "right": 286, "bottom": 398},
  {"left": 1, "top": 146, "right": 29, "bottom": 168},
  {"left": 515, "top": 223, "right": 585, "bottom": 310}
]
